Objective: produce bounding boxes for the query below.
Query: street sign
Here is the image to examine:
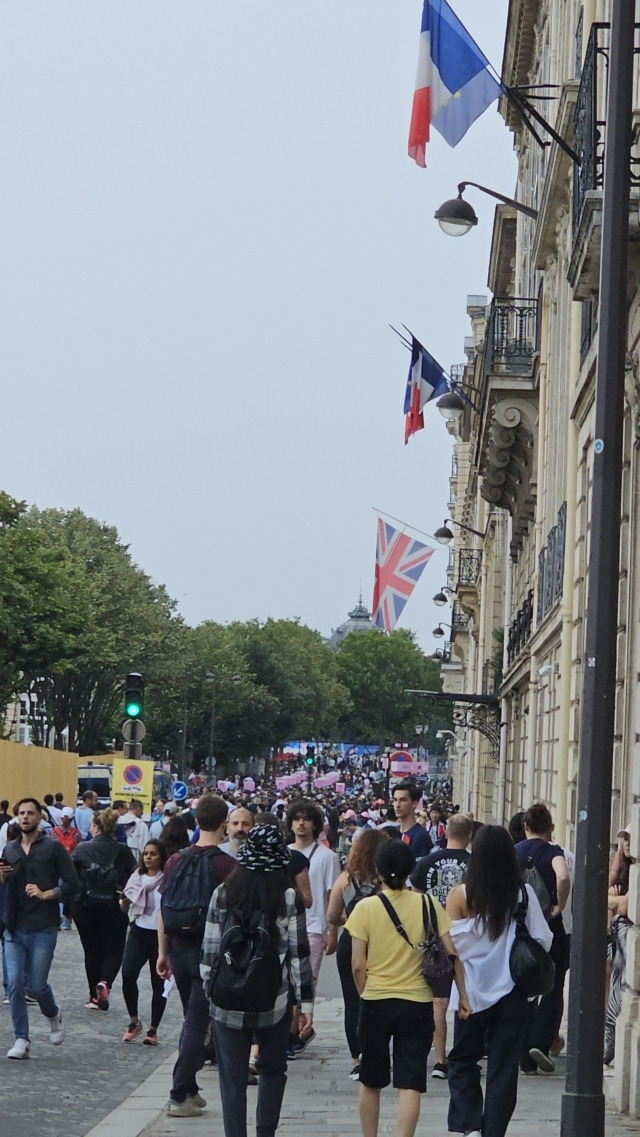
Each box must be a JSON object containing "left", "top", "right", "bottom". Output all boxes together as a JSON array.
[
  {"left": 172, "top": 781, "right": 188, "bottom": 801},
  {"left": 123, "top": 719, "right": 147, "bottom": 742}
]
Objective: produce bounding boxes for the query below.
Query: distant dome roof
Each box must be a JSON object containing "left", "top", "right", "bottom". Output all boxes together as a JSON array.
[{"left": 328, "top": 598, "right": 382, "bottom": 649}]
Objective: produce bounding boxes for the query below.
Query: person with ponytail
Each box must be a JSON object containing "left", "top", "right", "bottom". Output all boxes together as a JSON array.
[
  {"left": 346, "top": 839, "right": 470, "bottom": 1137},
  {"left": 71, "top": 808, "right": 136, "bottom": 1011}
]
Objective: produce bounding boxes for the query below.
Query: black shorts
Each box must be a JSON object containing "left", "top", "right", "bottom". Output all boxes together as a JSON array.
[
  {"left": 429, "top": 975, "right": 453, "bottom": 1000},
  {"left": 357, "top": 998, "right": 434, "bottom": 1092}
]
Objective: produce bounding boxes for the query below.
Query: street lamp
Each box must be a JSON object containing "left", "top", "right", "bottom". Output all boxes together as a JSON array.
[
  {"left": 436, "top": 390, "right": 465, "bottom": 421},
  {"left": 434, "top": 181, "right": 538, "bottom": 237},
  {"left": 434, "top": 518, "right": 486, "bottom": 545},
  {"left": 205, "top": 671, "right": 241, "bottom": 781},
  {"left": 432, "top": 622, "right": 452, "bottom": 639},
  {"left": 415, "top": 723, "right": 428, "bottom": 758},
  {"left": 433, "top": 586, "right": 454, "bottom": 607}
]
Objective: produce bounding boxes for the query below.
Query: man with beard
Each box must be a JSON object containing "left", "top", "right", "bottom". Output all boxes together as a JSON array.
[{"left": 0, "top": 797, "right": 80, "bottom": 1059}]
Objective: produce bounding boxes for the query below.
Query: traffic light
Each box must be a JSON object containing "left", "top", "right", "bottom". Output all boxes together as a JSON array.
[
  {"left": 304, "top": 746, "right": 315, "bottom": 768},
  {"left": 124, "top": 672, "right": 145, "bottom": 719}
]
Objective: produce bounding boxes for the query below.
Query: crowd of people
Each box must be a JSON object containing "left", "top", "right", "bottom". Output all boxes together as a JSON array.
[{"left": 0, "top": 776, "right": 631, "bottom": 1137}]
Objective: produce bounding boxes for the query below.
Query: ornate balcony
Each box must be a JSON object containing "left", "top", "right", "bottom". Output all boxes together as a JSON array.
[
  {"left": 478, "top": 296, "right": 539, "bottom": 558},
  {"left": 484, "top": 297, "right": 539, "bottom": 380},
  {"left": 507, "top": 589, "right": 534, "bottom": 666},
  {"left": 537, "top": 503, "right": 567, "bottom": 624},
  {"left": 568, "top": 23, "right": 640, "bottom": 299}
]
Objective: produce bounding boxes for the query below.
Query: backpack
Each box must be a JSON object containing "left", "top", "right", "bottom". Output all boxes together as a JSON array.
[
  {"left": 161, "top": 846, "right": 222, "bottom": 941},
  {"left": 522, "top": 853, "right": 552, "bottom": 916},
  {"left": 80, "top": 860, "right": 120, "bottom": 909},
  {"left": 509, "top": 884, "right": 555, "bottom": 997},
  {"left": 210, "top": 910, "right": 283, "bottom": 1014}
]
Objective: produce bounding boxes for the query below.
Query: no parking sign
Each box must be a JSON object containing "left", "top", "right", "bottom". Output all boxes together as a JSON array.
[{"left": 112, "top": 756, "right": 153, "bottom": 814}]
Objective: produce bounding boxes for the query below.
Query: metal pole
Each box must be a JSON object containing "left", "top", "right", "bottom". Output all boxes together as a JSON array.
[
  {"left": 561, "top": 5, "right": 635, "bottom": 1134},
  {"left": 209, "top": 682, "right": 215, "bottom": 782}
]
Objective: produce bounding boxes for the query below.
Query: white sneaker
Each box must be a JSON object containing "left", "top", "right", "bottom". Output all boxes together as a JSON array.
[
  {"left": 7, "top": 1038, "right": 30, "bottom": 1060},
  {"left": 49, "top": 1010, "right": 65, "bottom": 1045}
]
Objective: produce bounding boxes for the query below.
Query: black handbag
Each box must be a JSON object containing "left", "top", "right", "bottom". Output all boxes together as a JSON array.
[
  {"left": 509, "top": 883, "right": 555, "bottom": 997},
  {"left": 378, "top": 893, "right": 455, "bottom": 986}
]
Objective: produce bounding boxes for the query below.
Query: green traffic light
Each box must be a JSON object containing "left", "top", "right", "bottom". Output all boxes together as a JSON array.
[
  {"left": 305, "top": 756, "right": 314, "bottom": 767},
  {"left": 126, "top": 701, "right": 141, "bottom": 718}
]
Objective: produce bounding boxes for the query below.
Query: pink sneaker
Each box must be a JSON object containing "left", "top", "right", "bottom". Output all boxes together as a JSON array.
[{"left": 123, "top": 1021, "right": 143, "bottom": 1042}]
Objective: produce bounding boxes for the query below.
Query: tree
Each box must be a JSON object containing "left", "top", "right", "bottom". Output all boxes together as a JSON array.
[
  {"left": 334, "top": 628, "right": 452, "bottom": 751},
  {"left": 227, "top": 618, "right": 351, "bottom": 750},
  {"left": 17, "top": 507, "right": 181, "bottom": 755},
  {"left": 0, "top": 492, "right": 83, "bottom": 720},
  {"left": 144, "top": 621, "right": 280, "bottom": 767}
]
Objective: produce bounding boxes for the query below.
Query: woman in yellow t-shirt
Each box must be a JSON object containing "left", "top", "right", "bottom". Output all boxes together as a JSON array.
[{"left": 346, "top": 840, "right": 471, "bottom": 1137}]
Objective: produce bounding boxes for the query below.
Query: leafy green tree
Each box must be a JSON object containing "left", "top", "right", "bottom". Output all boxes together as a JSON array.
[
  {"left": 335, "top": 628, "right": 452, "bottom": 751},
  {"left": 144, "top": 621, "right": 279, "bottom": 768},
  {"left": 0, "top": 492, "right": 83, "bottom": 719},
  {"left": 227, "top": 618, "right": 351, "bottom": 750},
  {"left": 18, "top": 508, "right": 181, "bottom": 755}
]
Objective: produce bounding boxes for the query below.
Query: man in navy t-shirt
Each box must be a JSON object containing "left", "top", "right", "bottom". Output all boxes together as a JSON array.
[{"left": 392, "top": 782, "right": 433, "bottom": 859}]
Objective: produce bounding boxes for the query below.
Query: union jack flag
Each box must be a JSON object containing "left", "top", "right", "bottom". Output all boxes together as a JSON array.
[{"left": 372, "top": 519, "right": 434, "bottom": 633}]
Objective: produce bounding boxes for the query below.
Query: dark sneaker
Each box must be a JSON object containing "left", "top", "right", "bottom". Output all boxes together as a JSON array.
[
  {"left": 529, "top": 1047, "right": 555, "bottom": 1073},
  {"left": 291, "top": 1028, "right": 316, "bottom": 1054},
  {"left": 96, "top": 982, "right": 110, "bottom": 1011},
  {"left": 431, "top": 1061, "right": 448, "bottom": 1079}
]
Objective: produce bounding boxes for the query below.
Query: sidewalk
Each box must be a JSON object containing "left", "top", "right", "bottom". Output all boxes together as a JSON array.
[{"left": 84, "top": 997, "right": 638, "bottom": 1137}]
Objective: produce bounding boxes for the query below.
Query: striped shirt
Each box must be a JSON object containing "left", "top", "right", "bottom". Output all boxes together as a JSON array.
[{"left": 200, "top": 884, "right": 314, "bottom": 1030}]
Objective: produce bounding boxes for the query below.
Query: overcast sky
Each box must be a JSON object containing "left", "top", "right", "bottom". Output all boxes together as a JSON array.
[{"left": 0, "top": 1, "right": 515, "bottom": 651}]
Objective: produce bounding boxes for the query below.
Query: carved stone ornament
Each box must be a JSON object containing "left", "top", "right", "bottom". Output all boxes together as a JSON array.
[{"left": 480, "top": 397, "right": 539, "bottom": 557}]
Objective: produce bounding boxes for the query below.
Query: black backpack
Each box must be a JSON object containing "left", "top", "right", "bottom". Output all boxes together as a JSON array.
[
  {"left": 210, "top": 910, "right": 283, "bottom": 1013},
  {"left": 161, "top": 846, "right": 222, "bottom": 940},
  {"left": 80, "top": 860, "right": 120, "bottom": 909}
]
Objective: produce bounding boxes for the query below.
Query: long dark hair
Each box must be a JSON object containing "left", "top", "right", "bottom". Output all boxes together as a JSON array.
[
  {"left": 224, "top": 866, "right": 292, "bottom": 930},
  {"left": 159, "top": 815, "right": 191, "bottom": 858},
  {"left": 465, "top": 824, "right": 520, "bottom": 940}
]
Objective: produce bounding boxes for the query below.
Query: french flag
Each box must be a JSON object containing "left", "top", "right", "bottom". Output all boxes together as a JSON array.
[
  {"left": 404, "top": 338, "right": 449, "bottom": 444},
  {"left": 408, "top": 0, "right": 502, "bottom": 168}
]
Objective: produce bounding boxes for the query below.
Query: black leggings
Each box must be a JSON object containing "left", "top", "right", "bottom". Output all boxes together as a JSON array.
[
  {"left": 72, "top": 905, "right": 129, "bottom": 997},
  {"left": 121, "top": 923, "right": 166, "bottom": 1029},
  {"left": 336, "top": 930, "right": 360, "bottom": 1060}
]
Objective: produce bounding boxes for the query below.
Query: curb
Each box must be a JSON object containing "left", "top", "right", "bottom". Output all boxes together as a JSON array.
[{"left": 83, "top": 1051, "right": 177, "bottom": 1137}]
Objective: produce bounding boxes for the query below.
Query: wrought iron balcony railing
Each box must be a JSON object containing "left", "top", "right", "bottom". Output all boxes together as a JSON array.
[
  {"left": 536, "top": 502, "right": 567, "bottom": 624},
  {"left": 457, "top": 549, "right": 482, "bottom": 588},
  {"left": 507, "top": 589, "right": 534, "bottom": 666},
  {"left": 484, "top": 297, "right": 539, "bottom": 378},
  {"left": 452, "top": 602, "right": 471, "bottom": 632},
  {"left": 573, "top": 23, "right": 640, "bottom": 233}
]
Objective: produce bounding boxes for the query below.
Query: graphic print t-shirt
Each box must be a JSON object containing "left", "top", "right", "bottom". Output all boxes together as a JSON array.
[{"left": 410, "top": 848, "right": 471, "bottom": 906}]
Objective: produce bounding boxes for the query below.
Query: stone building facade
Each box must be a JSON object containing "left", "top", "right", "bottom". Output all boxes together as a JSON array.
[{"left": 440, "top": 0, "right": 640, "bottom": 1110}]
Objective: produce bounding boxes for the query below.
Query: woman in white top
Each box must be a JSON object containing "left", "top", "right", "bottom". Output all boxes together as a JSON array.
[
  {"left": 120, "top": 839, "right": 167, "bottom": 1045},
  {"left": 446, "top": 825, "right": 553, "bottom": 1137}
]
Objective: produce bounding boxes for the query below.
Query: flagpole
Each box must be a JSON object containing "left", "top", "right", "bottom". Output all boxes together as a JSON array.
[{"left": 372, "top": 508, "right": 442, "bottom": 547}]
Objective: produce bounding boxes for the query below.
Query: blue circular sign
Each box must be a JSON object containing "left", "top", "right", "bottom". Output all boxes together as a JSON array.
[{"left": 172, "top": 781, "right": 188, "bottom": 801}]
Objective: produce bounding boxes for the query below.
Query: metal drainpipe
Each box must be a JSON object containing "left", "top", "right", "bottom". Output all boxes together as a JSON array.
[
  {"left": 555, "top": 305, "right": 580, "bottom": 847},
  {"left": 497, "top": 516, "right": 513, "bottom": 825}
]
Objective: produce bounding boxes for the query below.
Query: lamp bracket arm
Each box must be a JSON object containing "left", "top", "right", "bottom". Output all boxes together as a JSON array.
[{"left": 458, "top": 182, "right": 538, "bottom": 221}]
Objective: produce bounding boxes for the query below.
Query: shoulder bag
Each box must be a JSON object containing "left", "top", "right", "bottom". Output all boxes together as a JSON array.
[
  {"left": 378, "top": 893, "right": 455, "bottom": 986},
  {"left": 509, "top": 882, "right": 555, "bottom": 997}
]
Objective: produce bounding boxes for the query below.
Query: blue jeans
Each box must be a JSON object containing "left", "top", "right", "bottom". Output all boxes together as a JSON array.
[{"left": 4, "top": 926, "right": 59, "bottom": 1040}]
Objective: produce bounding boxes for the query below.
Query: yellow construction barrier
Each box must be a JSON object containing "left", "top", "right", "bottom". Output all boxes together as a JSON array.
[{"left": 0, "top": 739, "right": 79, "bottom": 808}]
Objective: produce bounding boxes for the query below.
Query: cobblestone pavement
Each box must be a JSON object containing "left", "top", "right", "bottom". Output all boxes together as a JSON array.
[
  {"left": 0, "top": 925, "right": 185, "bottom": 1137},
  {"left": 140, "top": 999, "right": 637, "bottom": 1137},
  {"left": 2, "top": 927, "right": 637, "bottom": 1137}
]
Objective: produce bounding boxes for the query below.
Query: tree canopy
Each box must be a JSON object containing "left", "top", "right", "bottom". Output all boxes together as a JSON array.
[{"left": 1, "top": 494, "right": 449, "bottom": 765}]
